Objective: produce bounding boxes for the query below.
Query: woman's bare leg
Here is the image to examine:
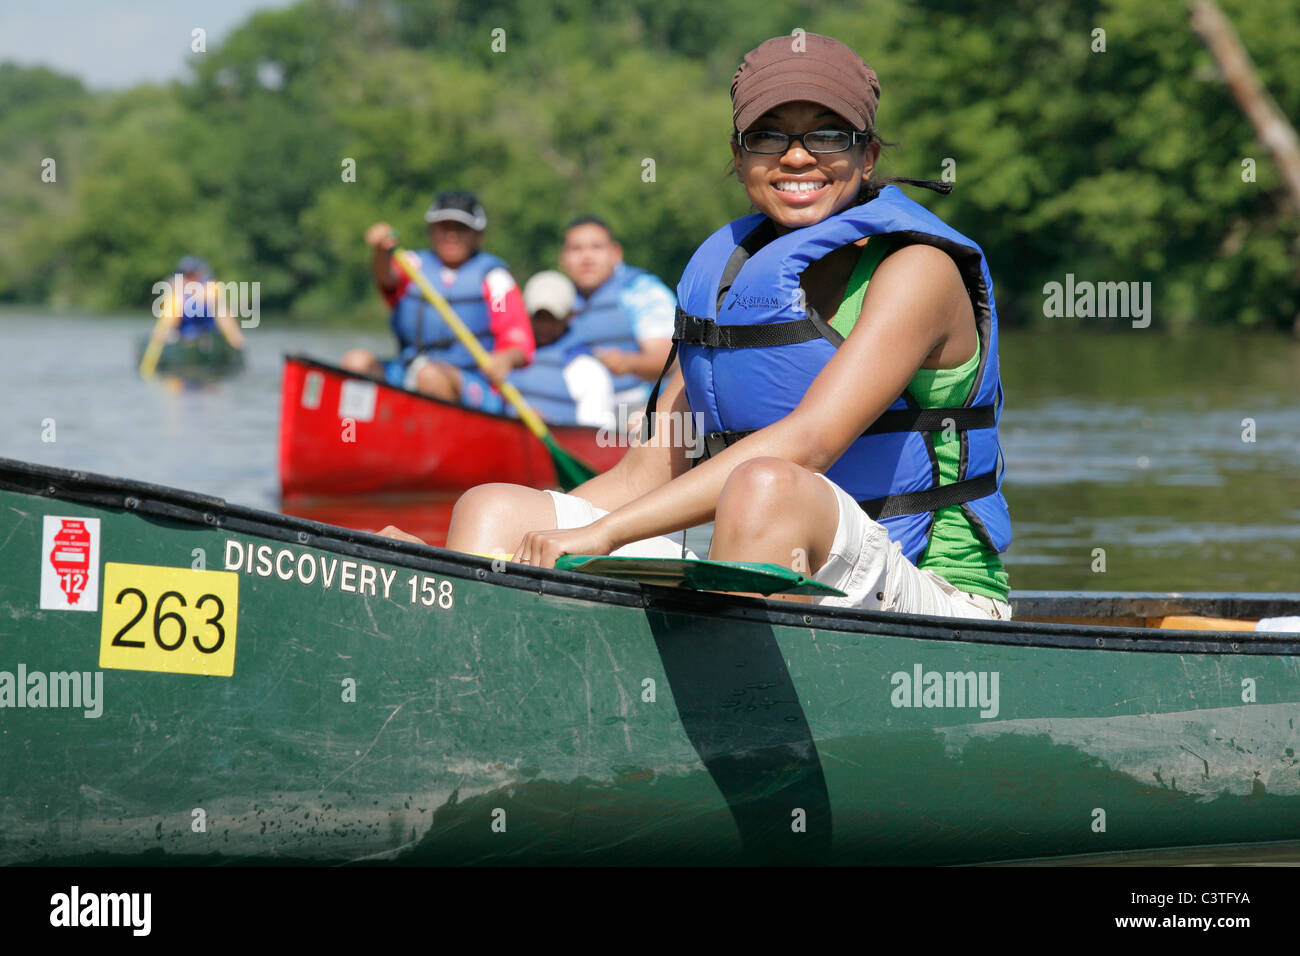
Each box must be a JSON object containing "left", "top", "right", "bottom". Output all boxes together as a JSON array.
[
  {"left": 707, "top": 457, "right": 840, "bottom": 603},
  {"left": 445, "top": 483, "right": 558, "bottom": 555}
]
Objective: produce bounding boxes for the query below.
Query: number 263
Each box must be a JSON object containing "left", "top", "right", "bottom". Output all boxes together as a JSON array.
[{"left": 110, "top": 588, "right": 226, "bottom": 653}]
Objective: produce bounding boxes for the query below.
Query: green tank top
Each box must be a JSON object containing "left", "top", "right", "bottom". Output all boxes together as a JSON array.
[{"left": 827, "top": 239, "right": 1010, "bottom": 603}]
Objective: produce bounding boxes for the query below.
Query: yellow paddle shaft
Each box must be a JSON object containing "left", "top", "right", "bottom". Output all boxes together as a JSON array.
[
  {"left": 139, "top": 306, "right": 179, "bottom": 379},
  {"left": 390, "top": 248, "right": 551, "bottom": 439}
]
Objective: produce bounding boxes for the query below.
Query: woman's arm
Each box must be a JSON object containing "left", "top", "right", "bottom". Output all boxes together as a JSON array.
[
  {"left": 791, "top": 243, "right": 975, "bottom": 468},
  {"left": 565, "top": 369, "right": 692, "bottom": 512},
  {"left": 515, "top": 244, "right": 970, "bottom": 567},
  {"left": 214, "top": 311, "right": 245, "bottom": 349}
]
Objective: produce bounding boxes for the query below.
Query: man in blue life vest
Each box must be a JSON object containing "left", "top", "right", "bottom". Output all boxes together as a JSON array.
[
  {"left": 558, "top": 217, "right": 675, "bottom": 416},
  {"left": 478, "top": 270, "right": 616, "bottom": 429},
  {"left": 344, "top": 190, "right": 534, "bottom": 401},
  {"left": 154, "top": 256, "right": 245, "bottom": 348}
]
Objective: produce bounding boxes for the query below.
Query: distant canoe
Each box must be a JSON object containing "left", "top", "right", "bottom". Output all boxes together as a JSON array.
[
  {"left": 3, "top": 455, "right": 1300, "bottom": 865},
  {"left": 278, "top": 355, "right": 628, "bottom": 499},
  {"left": 136, "top": 331, "right": 244, "bottom": 380}
]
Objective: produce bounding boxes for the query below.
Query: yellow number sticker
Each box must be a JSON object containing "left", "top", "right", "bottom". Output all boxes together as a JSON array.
[{"left": 99, "top": 563, "right": 239, "bottom": 677}]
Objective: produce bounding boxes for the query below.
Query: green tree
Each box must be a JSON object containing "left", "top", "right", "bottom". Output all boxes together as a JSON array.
[{"left": 4, "top": 0, "right": 1298, "bottom": 330}]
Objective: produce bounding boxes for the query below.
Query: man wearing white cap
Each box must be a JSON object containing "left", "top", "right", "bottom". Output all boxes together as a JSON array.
[
  {"left": 488, "top": 270, "right": 616, "bottom": 429},
  {"left": 343, "top": 190, "right": 534, "bottom": 401}
]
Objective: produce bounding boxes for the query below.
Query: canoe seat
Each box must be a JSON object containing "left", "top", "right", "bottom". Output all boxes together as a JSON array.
[{"left": 1152, "top": 615, "right": 1258, "bottom": 631}]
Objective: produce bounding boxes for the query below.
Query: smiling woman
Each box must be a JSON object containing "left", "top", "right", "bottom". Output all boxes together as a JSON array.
[{"left": 406, "top": 33, "right": 1013, "bottom": 621}]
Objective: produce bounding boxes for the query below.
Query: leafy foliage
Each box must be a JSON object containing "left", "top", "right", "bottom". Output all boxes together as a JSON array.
[{"left": 3, "top": 0, "right": 1297, "bottom": 329}]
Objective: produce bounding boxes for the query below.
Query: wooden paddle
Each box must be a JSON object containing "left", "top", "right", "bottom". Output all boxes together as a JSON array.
[
  {"left": 139, "top": 286, "right": 180, "bottom": 379},
  {"left": 390, "top": 247, "right": 598, "bottom": 490}
]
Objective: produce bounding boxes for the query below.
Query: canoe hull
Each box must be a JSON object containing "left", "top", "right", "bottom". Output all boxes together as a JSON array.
[
  {"left": 278, "top": 356, "right": 628, "bottom": 498},
  {"left": 137, "top": 332, "right": 244, "bottom": 380},
  {"left": 2, "top": 458, "right": 1299, "bottom": 865}
]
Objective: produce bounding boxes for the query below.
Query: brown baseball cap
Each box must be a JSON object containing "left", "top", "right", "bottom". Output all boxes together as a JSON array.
[{"left": 731, "top": 34, "right": 881, "bottom": 134}]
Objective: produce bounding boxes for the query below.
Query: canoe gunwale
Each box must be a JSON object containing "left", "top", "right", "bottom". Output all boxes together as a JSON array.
[
  {"left": 1011, "top": 590, "right": 1300, "bottom": 620},
  {"left": 283, "top": 353, "right": 607, "bottom": 439},
  {"left": 3, "top": 455, "right": 1298, "bottom": 655}
]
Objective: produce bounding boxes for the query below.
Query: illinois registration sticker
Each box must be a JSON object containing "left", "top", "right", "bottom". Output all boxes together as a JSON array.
[
  {"left": 99, "top": 563, "right": 239, "bottom": 677},
  {"left": 40, "top": 516, "right": 101, "bottom": 612}
]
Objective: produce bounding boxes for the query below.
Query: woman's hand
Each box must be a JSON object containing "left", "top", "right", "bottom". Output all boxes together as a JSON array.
[
  {"left": 378, "top": 525, "right": 427, "bottom": 544},
  {"left": 514, "top": 522, "right": 616, "bottom": 569}
]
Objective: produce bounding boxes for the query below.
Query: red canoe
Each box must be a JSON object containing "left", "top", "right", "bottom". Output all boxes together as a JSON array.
[{"left": 278, "top": 355, "right": 629, "bottom": 498}]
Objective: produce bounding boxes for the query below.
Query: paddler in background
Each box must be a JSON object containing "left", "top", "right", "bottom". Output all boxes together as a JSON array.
[
  {"left": 345, "top": 190, "right": 535, "bottom": 400},
  {"left": 558, "top": 217, "right": 676, "bottom": 418},
  {"left": 482, "top": 270, "right": 617, "bottom": 429},
  {"left": 150, "top": 256, "right": 245, "bottom": 349},
  {"left": 426, "top": 34, "right": 1013, "bottom": 621}
]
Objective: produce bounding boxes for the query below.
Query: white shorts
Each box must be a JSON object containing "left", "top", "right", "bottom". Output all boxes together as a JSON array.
[
  {"left": 545, "top": 490, "right": 700, "bottom": 560},
  {"left": 545, "top": 475, "right": 1012, "bottom": 621},
  {"left": 808, "top": 474, "right": 1012, "bottom": 620},
  {"left": 402, "top": 354, "right": 431, "bottom": 391}
]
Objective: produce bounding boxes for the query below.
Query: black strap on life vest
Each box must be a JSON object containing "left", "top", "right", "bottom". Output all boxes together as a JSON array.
[
  {"left": 643, "top": 305, "right": 825, "bottom": 435},
  {"left": 674, "top": 308, "right": 824, "bottom": 348},
  {"left": 693, "top": 402, "right": 995, "bottom": 461},
  {"left": 642, "top": 218, "right": 779, "bottom": 440},
  {"left": 857, "top": 470, "right": 998, "bottom": 520},
  {"left": 867, "top": 404, "right": 994, "bottom": 433},
  {"left": 640, "top": 340, "right": 678, "bottom": 442},
  {"left": 689, "top": 398, "right": 998, "bottom": 513},
  {"left": 689, "top": 425, "right": 998, "bottom": 517}
]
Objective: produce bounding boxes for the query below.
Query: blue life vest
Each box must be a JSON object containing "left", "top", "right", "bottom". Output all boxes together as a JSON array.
[
  {"left": 673, "top": 185, "right": 1011, "bottom": 563},
  {"left": 567, "top": 264, "right": 652, "bottom": 396},
  {"left": 505, "top": 341, "right": 594, "bottom": 426},
  {"left": 177, "top": 282, "right": 216, "bottom": 338},
  {"left": 390, "top": 249, "right": 505, "bottom": 370}
]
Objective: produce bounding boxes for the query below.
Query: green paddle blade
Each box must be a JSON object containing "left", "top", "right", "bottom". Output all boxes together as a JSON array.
[
  {"left": 543, "top": 434, "right": 598, "bottom": 491},
  {"left": 554, "top": 554, "right": 846, "bottom": 596}
]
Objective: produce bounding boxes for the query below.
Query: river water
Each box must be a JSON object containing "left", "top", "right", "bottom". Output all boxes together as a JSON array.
[{"left": 3, "top": 309, "right": 1298, "bottom": 593}]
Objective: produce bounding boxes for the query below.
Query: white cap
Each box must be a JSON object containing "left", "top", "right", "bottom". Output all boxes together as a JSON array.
[{"left": 523, "top": 270, "right": 576, "bottom": 319}]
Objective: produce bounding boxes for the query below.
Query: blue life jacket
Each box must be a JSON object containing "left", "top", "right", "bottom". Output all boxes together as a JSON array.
[
  {"left": 567, "top": 264, "right": 652, "bottom": 396},
  {"left": 390, "top": 249, "right": 506, "bottom": 370},
  {"left": 506, "top": 340, "right": 594, "bottom": 426},
  {"left": 177, "top": 282, "right": 216, "bottom": 338},
  {"left": 672, "top": 185, "right": 1011, "bottom": 563}
]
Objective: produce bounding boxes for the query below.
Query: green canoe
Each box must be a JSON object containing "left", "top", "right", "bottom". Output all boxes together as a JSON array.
[
  {"left": 136, "top": 331, "right": 244, "bottom": 380},
  {"left": 2, "top": 456, "right": 1298, "bottom": 866}
]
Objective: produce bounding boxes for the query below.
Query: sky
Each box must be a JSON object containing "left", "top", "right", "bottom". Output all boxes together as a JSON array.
[{"left": 0, "top": 0, "right": 299, "bottom": 89}]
